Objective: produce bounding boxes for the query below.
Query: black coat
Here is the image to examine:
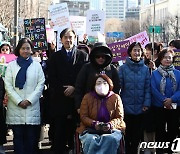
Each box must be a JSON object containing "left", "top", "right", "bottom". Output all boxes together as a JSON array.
[
  {"left": 48, "top": 46, "right": 88, "bottom": 117},
  {"left": 0, "top": 77, "right": 6, "bottom": 144},
  {"left": 74, "top": 43, "right": 120, "bottom": 110},
  {"left": 74, "top": 63, "right": 120, "bottom": 110}
]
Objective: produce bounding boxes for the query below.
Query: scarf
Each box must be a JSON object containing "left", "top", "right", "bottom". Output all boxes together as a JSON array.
[
  {"left": 15, "top": 56, "right": 33, "bottom": 89},
  {"left": 157, "top": 64, "right": 177, "bottom": 95},
  {"left": 91, "top": 91, "right": 114, "bottom": 123}
]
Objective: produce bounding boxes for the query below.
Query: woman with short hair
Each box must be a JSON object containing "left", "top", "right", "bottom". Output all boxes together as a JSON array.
[
  {"left": 151, "top": 48, "right": 180, "bottom": 154},
  {"left": 118, "top": 42, "right": 151, "bottom": 154},
  {"left": 77, "top": 74, "right": 125, "bottom": 154}
]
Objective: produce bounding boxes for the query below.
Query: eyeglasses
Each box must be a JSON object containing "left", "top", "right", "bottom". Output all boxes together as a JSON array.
[{"left": 95, "top": 55, "right": 106, "bottom": 59}]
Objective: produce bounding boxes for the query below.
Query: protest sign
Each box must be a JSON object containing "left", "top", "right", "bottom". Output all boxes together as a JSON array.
[
  {"left": 108, "top": 40, "right": 130, "bottom": 62},
  {"left": 69, "top": 16, "right": 86, "bottom": 41},
  {"left": 49, "top": 3, "right": 71, "bottom": 50},
  {"left": 49, "top": 3, "right": 70, "bottom": 31},
  {"left": 126, "top": 31, "right": 149, "bottom": 48},
  {"left": 86, "top": 10, "right": 105, "bottom": 37},
  {"left": 46, "top": 28, "right": 56, "bottom": 43},
  {"left": 173, "top": 49, "right": 180, "bottom": 70},
  {"left": 0, "top": 54, "right": 16, "bottom": 77},
  {"left": 24, "top": 18, "right": 47, "bottom": 50}
]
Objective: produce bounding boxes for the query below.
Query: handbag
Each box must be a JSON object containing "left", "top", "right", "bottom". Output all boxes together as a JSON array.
[{"left": 87, "top": 127, "right": 112, "bottom": 135}]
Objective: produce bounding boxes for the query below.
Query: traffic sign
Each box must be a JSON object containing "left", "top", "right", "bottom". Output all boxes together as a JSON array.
[
  {"left": 106, "top": 32, "right": 113, "bottom": 37},
  {"left": 149, "top": 26, "right": 162, "bottom": 33},
  {"left": 106, "top": 32, "right": 124, "bottom": 38}
]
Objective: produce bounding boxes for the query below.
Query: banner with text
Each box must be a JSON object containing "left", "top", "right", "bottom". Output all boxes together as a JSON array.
[
  {"left": 86, "top": 10, "right": 105, "bottom": 36},
  {"left": 174, "top": 49, "right": 180, "bottom": 70},
  {"left": 24, "top": 18, "right": 47, "bottom": 50},
  {"left": 108, "top": 40, "right": 130, "bottom": 62},
  {"left": 126, "top": 31, "right": 149, "bottom": 48}
]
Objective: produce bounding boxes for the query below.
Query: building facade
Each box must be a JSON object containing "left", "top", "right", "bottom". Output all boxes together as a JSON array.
[
  {"left": 125, "top": 0, "right": 140, "bottom": 19},
  {"left": 59, "top": 0, "right": 90, "bottom": 16},
  {"left": 105, "top": 0, "right": 126, "bottom": 19},
  {"left": 140, "top": 0, "right": 180, "bottom": 43},
  {"left": 126, "top": 7, "right": 140, "bottom": 19},
  {"left": 89, "top": 0, "right": 105, "bottom": 10},
  {"left": 127, "top": 0, "right": 139, "bottom": 8}
]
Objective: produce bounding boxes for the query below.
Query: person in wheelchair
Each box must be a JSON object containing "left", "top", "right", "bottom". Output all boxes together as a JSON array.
[{"left": 76, "top": 74, "right": 125, "bottom": 154}]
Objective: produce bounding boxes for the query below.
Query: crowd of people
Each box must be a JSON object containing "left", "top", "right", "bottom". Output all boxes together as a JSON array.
[{"left": 0, "top": 28, "right": 179, "bottom": 154}]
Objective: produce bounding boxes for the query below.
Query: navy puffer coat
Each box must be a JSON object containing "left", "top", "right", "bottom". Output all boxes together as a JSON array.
[{"left": 118, "top": 57, "right": 151, "bottom": 115}]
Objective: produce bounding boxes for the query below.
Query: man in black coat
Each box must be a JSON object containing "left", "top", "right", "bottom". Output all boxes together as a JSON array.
[{"left": 48, "top": 28, "right": 88, "bottom": 154}]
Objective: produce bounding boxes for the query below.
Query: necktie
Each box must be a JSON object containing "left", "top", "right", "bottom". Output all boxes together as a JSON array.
[{"left": 67, "top": 50, "right": 72, "bottom": 61}]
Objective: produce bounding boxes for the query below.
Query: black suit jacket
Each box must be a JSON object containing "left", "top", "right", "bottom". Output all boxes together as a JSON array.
[{"left": 48, "top": 45, "right": 88, "bottom": 116}]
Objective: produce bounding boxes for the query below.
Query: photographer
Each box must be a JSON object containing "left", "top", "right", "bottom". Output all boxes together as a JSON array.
[{"left": 76, "top": 74, "right": 125, "bottom": 154}]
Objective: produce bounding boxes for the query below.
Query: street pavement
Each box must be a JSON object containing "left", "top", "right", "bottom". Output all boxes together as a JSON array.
[{"left": 4, "top": 126, "right": 53, "bottom": 154}]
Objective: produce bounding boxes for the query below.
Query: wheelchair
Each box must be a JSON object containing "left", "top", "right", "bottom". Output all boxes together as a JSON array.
[{"left": 74, "top": 131, "right": 125, "bottom": 154}]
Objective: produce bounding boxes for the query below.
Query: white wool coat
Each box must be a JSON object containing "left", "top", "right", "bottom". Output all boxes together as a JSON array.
[{"left": 4, "top": 59, "right": 45, "bottom": 125}]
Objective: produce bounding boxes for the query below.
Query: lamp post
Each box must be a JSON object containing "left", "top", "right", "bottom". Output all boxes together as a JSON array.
[
  {"left": 14, "top": 0, "right": 18, "bottom": 48},
  {"left": 162, "top": 26, "right": 165, "bottom": 43},
  {"left": 175, "top": 15, "right": 179, "bottom": 39},
  {"left": 151, "top": 0, "right": 155, "bottom": 62},
  {"left": 38, "top": 0, "right": 40, "bottom": 18}
]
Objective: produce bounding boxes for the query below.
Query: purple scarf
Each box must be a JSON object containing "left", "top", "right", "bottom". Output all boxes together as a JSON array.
[{"left": 90, "top": 91, "right": 114, "bottom": 123}]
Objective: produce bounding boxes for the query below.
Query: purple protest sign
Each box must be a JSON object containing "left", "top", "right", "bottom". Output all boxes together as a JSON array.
[
  {"left": 173, "top": 49, "right": 180, "bottom": 70},
  {"left": 108, "top": 40, "right": 130, "bottom": 62}
]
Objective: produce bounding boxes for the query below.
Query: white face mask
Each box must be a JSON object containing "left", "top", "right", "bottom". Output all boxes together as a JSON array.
[
  {"left": 32, "top": 57, "right": 41, "bottom": 63},
  {"left": 95, "top": 77, "right": 109, "bottom": 96}
]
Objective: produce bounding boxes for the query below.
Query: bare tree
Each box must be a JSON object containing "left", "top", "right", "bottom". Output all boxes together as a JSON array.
[
  {"left": 0, "top": 0, "right": 14, "bottom": 30},
  {"left": 140, "top": 10, "right": 179, "bottom": 45},
  {"left": 105, "top": 18, "right": 123, "bottom": 43},
  {"left": 105, "top": 18, "right": 123, "bottom": 32},
  {"left": 121, "top": 18, "right": 140, "bottom": 38},
  {"left": 166, "top": 15, "right": 179, "bottom": 40}
]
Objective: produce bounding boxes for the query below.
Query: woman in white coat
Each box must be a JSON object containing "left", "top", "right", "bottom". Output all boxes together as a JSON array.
[{"left": 4, "top": 38, "right": 45, "bottom": 154}]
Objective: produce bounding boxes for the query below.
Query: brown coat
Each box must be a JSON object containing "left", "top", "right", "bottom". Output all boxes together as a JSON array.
[{"left": 76, "top": 92, "right": 126, "bottom": 134}]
